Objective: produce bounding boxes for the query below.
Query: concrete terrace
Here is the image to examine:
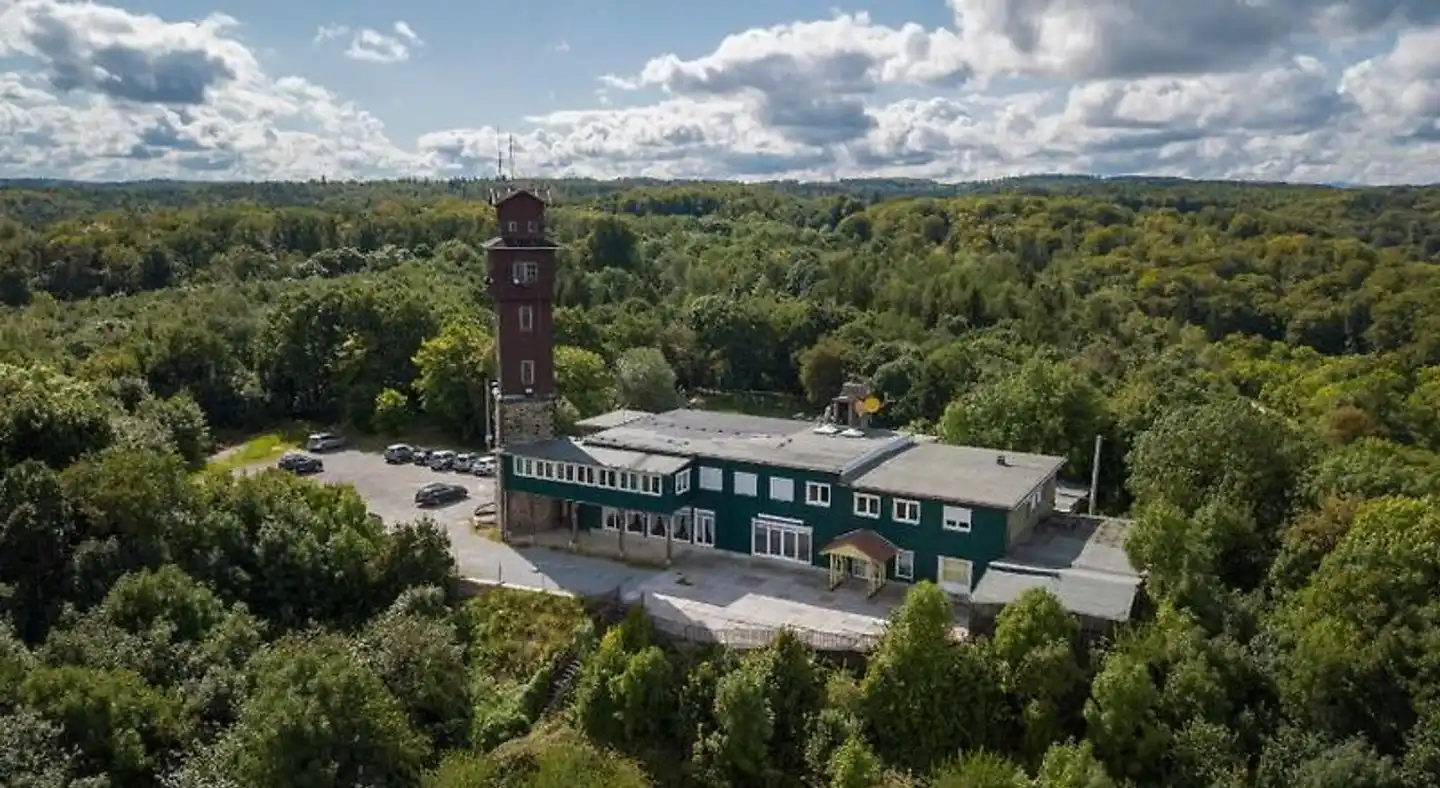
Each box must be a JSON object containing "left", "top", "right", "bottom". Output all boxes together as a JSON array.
[{"left": 972, "top": 515, "right": 1142, "bottom": 625}]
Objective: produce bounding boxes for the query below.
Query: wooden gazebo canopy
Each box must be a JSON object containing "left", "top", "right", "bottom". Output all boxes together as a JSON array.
[{"left": 821, "top": 529, "right": 899, "bottom": 598}]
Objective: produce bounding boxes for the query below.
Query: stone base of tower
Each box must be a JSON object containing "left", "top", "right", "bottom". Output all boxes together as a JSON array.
[
  {"left": 500, "top": 490, "right": 563, "bottom": 544},
  {"left": 496, "top": 395, "right": 558, "bottom": 544},
  {"left": 497, "top": 396, "right": 555, "bottom": 446}
]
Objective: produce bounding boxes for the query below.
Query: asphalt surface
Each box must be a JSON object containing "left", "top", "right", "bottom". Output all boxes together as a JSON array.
[
  {"left": 309, "top": 449, "right": 488, "bottom": 534},
  {"left": 287, "top": 448, "right": 658, "bottom": 597}
]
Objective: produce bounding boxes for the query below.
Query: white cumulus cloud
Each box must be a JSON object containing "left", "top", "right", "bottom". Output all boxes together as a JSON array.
[{"left": 0, "top": 0, "right": 1438, "bottom": 184}]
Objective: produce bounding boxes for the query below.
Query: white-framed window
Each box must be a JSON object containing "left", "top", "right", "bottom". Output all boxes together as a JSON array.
[
  {"left": 674, "top": 468, "right": 691, "bottom": 494},
  {"left": 506, "top": 221, "right": 518, "bottom": 232},
  {"left": 540, "top": 461, "right": 554, "bottom": 478},
  {"left": 512, "top": 260, "right": 538, "bottom": 283},
  {"left": 769, "top": 476, "right": 794, "bottom": 502},
  {"left": 893, "top": 499, "right": 921, "bottom": 524},
  {"left": 854, "top": 492, "right": 881, "bottom": 518},
  {"left": 942, "top": 505, "right": 973, "bottom": 533},
  {"left": 938, "top": 556, "right": 973, "bottom": 596},
  {"left": 698, "top": 466, "right": 723, "bottom": 491},
  {"left": 602, "top": 507, "right": 621, "bottom": 531},
  {"left": 520, "top": 360, "right": 535, "bottom": 385},
  {"left": 694, "top": 509, "right": 716, "bottom": 547},
  {"left": 518, "top": 304, "right": 533, "bottom": 331},
  {"left": 563, "top": 464, "right": 575, "bottom": 482},
  {"left": 734, "top": 471, "right": 758, "bottom": 497},
  {"left": 527, "top": 220, "right": 538, "bottom": 233},
  {"left": 751, "top": 516, "right": 811, "bottom": 564},
  {"left": 894, "top": 550, "right": 915, "bottom": 581},
  {"left": 805, "top": 482, "right": 831, "bottom": 507},
  {"left": 643, "top": 474, "right": 662, "bottom": 495},
  {"left": 670, "top": 509, "right": 692, "bottom": 541},
  {"left": 625, "top": 511, "right": 645, "bottom": 535},
  {"left": 516, "top": 458, "right": 535, "bottom": 476}
]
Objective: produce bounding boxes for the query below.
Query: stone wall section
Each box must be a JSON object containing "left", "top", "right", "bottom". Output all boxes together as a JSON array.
[{"left": 497, "top": 396, "right": 559, "bottom": 542}]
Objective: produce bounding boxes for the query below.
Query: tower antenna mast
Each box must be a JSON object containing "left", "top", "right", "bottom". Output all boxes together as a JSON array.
[
  {"left": 495, "top": 130, "right": 504, "bottom": 182},
  {"left": 508, "top": 134, "right": 516, "bottom": 184}
]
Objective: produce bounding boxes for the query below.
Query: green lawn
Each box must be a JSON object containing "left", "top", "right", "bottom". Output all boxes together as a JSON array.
[{"left": 206, "top": 430, "right": 304, "bottom": 472}]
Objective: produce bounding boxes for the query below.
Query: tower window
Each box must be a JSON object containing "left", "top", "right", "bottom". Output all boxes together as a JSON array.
[
  {"left": 512, "top": 261, "right": 538, "bottom": 284},
  {"left": 506, "top": 221, "right": 518, "bottom": 232},
  {"left": 527, "top": 221, "right": 538, "bottom": 233},
  {"left": 518, "top": 304, "right": 534, "bottom": 331},
  {"left": 520, "top": 360, "right": 535, "bottom": 385}
]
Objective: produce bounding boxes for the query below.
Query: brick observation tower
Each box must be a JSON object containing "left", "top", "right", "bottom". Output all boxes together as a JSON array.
[{"left": 486, "top": 185, "right": 560, "bottom": 540}]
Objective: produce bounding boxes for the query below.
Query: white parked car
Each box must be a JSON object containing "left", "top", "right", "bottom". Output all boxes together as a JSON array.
[{"left": 471, "top": 455, "right": 497, "bottom": 477}]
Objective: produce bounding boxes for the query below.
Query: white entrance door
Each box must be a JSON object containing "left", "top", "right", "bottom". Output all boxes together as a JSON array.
[{"left": 937, "top": 556, "right": 973, "bottom": 597}]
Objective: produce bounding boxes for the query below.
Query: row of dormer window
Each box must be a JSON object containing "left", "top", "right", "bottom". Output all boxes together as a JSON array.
[{"left": 513, "top": 457, "right": 663, "bottom": 495}]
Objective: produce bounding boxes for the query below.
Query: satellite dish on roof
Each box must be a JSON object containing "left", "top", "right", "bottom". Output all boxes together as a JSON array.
[
  {"left": 812, "top": 424, "right": 840, "bottom": 435},
  {"left": 858, "top": 396, "right": 882, "bottom": 414}
]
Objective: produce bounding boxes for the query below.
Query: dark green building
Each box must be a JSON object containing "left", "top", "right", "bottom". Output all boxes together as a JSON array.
[{"left": 501, "top": 408, "right": 1070, "bottom": 598}]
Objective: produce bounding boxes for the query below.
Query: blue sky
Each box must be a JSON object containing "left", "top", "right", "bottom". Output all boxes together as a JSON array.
[
  {"left": 120, "top": 0, "right": 953, "bottom": 144},
  {"left": 0, "top": 0, "right": 1437, "bottom": 183}
]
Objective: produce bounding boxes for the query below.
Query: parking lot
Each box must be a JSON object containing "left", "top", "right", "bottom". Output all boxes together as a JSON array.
[
  {"left": 280, "top": 447, "right": 659, "bottom": 597},
  {"left": 310, "top": 449, "right": 489, "bottom": 534}
]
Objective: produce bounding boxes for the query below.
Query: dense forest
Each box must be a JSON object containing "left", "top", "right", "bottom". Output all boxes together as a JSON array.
[{"left": 1, "top": 176, "right": 1439, "bottom": 787}]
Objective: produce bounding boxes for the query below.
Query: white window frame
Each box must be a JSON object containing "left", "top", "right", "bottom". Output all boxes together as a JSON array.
[
  {"left": 733, "top": 471, "right": 758, "bottom": 497},
  {"left": 938, "top": 556, "right": 973, "bottom": 597},
  {"left": 674, "top": 468, "right": 691, "bottom": 494},
  {"left": 805, "top": 482, "right": 831, "bottom": 507},
  {"left": 893, "top": 498, "right": 921, "bottom": 525},
  {"left": 520, "top": 360, "right": 535, "bottom": 386},
  {"left": 512, "top": 260, "right": 538, "bottom": 284},
  {"left": 854, "top": 492, "right": 881, "bottom": 518},
  {"left": 942, "top": 505, "right": 973, "bottom": 533},
  {"left": 894, "top": 550, "right": 915, "bottom": 581},
  {"left": 601, "top": 507, "right": 621, "bottom": 531},
  {"left": 750, "top": 516, "right": 811, "bottom": 565},
  {"left": 769, "top": 476, "right": 794, "bottom": 502},
  {"left": 518, "top": 304, "right": 533, "bottom": 331},
  {"left": 506, "top": 221, "right": 518, "bottom": 232},
  {"left": 694, "top": 509, "right": 716, "bottom": 547},
  {"left": 698, "top": 466, "right": 723, "bottom": 491},
  {"left": 526, "top": 220, "right": 538, "bottom": 233}
]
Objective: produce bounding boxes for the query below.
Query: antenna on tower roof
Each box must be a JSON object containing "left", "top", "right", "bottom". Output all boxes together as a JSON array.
[
  {"left": 507, "top": 134, "right": 517, "bottom": 186},
  {"left": 494, "top": 129, "right": 505, "bottom": 183}
]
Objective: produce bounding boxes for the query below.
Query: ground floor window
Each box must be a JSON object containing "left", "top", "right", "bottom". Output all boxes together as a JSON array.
[
  {"left": 648, "top": 512, "right": 667, "bottom": 538},
  {"left": 751, "top": 516, "right": 812, "bottom": 564},
  {"left": 602, "top": 507, "right": 621, "bottom": 531},
  {"left": 671, "top": 509, "right": 692, "bottom": 542},
  {"left": 625, "top": 510, "right": 646, "bottom": 535},
  {"left": 937, "top": 555, "right": 973, "bottom": 595},
  {"left": 694, "top": 509, "right": 715, "bottom": 547},
  {"left": 894, "top": 550, "right": 915, "bottom": 581}
]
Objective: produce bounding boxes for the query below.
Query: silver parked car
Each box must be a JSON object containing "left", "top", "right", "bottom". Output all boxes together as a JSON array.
[{"left": 306, "top": 432, "right": 345, "bottom": 452}]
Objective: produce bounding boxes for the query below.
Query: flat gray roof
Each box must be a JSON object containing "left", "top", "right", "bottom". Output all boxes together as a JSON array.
[
  {"left": 507, "top": 438, "right": 691, "bottom": 474},
  {"left": 575, "top": 409, "right": 653, "bottom": 431},
  {"left": 583, "top": 409, "right": 909, "bottom": 473},
  {"left": 972, "top": 515, "right": 1142, "bottom": 622},
  {"left": 849, "top": 443, "right": 1066, "bottom": 510}
]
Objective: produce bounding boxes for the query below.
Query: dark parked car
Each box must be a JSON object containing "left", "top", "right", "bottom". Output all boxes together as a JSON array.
[
  {"left": 384, "top": 443, "right": 415, "bottom": 464},
  {"left": 415, "top": 482, "right": 468, "bottom": 507},
  {"left": 277, "top": 452, "right": 324, "bottom": 475}
]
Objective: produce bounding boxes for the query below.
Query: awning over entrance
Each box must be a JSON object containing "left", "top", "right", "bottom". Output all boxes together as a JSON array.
[{"left": 821, "top": 529, "right": 899, "bottom": 598}]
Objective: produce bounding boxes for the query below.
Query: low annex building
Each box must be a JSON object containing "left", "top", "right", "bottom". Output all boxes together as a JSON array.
[{"left": 500, "top": 407, "right": 1142, "bottom": 624}]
